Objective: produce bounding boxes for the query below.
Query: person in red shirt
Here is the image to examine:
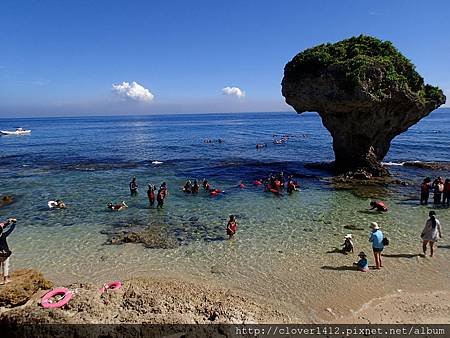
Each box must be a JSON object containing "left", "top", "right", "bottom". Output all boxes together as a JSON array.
[
  {"left": 226, "top": 215, "right": 237, "bottom": 240},
  {"left": 443, "top": 178, "right": 450, "bottom": 206},
  {"left": 369, "top": 201, "right": 388, "bottom": 212}
]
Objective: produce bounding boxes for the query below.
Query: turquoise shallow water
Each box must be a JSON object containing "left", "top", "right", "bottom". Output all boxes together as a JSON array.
[{"left": 0, "top": 111, "right": 449, "bottom": 316}]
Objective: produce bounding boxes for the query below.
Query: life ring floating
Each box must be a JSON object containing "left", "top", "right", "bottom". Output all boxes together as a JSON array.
[
  {"left": 100, "top": 280, "right": 122, "bottom": 293},
  {"left": 41, "top": 287, "right": 73, "bottom": 309},
  {"left": 48, "top": 200, "right": 58, "bottom": 209},
  {"left": 238, "top": 183, "right": 245, "bottom": 189},
  {"left": 253, "top": 180, "right": 262, "bottom": 186}
]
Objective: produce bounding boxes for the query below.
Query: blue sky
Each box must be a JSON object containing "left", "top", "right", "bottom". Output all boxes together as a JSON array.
[{"left": 0, "top": 0, "right": 449, "bottom": 116}]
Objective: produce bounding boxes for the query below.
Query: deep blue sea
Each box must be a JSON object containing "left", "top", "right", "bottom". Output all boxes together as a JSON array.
[{"left": 0, "top": 110, "right": 449, "bottom": 312}]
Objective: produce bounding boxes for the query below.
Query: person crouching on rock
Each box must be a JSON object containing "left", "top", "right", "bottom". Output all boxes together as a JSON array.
[
  {"left": 226, "top": 215, "right": 237, "bottom": 240},
  {"left": 107, "top": 201, "right": 128, "bottom": 211},
  {"left": 0, "top": 218, "right": 17, "bottom": 284},
  {"left": 353, "top": 252, "right": 369, "bottom": 272},
  {"left": 369, "top": 201, "right": 388, "bottom": 212},
  {"left": 341, "top": 234, "right": 354, "bottom": 255}
]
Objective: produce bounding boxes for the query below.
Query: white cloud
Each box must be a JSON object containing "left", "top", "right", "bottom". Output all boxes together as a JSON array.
[
  {"left": 222, "top": 86, "right": 246, "bottom": 99},
  {"left": 112, "top": 81, "right": 154, "bottom": 102}
]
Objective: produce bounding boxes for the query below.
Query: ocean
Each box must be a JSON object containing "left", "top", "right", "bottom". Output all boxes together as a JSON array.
[{"left": 1, "top": 109, "right": 449, "bottom": 318}]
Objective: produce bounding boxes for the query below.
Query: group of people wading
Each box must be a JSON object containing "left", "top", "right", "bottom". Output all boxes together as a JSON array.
[{"left": 420, "top": 176, "right": 450, "bottom": 206}]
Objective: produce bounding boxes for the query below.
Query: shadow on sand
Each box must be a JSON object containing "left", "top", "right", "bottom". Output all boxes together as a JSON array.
[
  {"left": 321, "top": 265, "right": 357, "bottom": 271},
  {"left": 382, "top": 253, "right": 423, "bottom": 258}
]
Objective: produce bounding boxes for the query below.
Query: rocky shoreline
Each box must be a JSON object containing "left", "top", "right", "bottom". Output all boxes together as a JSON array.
[{"left": 0, "top": 269, "right": 285, "bottom": 325}]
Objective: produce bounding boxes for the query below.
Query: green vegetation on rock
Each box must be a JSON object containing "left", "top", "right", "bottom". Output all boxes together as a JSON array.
[{"left": 284, "top": 35, "right": 441, "bottom": 102}]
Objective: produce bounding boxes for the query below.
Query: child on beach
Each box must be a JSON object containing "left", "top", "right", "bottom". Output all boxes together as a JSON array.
[
  {"left": 226, "top": 215, "right": 237, "bottom": 240},
  {"left": 341, "top": 234, "right": 354, "bottom": 254},
  {"left": 0, "top": 218, "right": 17, "bottom": 284},
  {"left": 353, "top": 252, "right": 369, "bottom": 272}
]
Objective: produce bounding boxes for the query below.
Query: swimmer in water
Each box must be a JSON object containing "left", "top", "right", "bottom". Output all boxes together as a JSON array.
[
  {"left": 192, "top": 180, "right": 199, "bottom": 194},
  {"left": 107, "top": 201, "right": 128, "bottom": 211},
  {"left": 182, "top": 180, "right": 192, "bottom": 193}
]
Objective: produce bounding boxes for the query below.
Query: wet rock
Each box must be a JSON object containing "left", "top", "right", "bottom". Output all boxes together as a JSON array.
[
  {"left": 0, "top": 269, "right": 53, "bottom": 307},
  {"left": 403, "top": 161, "right": 450, "bottom": 171},
  {"left": 106, "top": 227, "right": 179, "bottom": 249}
]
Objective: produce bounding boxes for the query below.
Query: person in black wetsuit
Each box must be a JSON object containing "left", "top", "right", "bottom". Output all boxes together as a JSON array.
[
  {"left": 0, "top": 218, "right": 16, "bottom": 284},
  {"left": 129, "top": 177, "right": 138, "bottom": 196}
]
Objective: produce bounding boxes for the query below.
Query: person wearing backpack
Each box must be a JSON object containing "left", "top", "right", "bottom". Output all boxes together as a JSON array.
[{"left": 369, "top": 222, "right": 384, "bottom": 269}]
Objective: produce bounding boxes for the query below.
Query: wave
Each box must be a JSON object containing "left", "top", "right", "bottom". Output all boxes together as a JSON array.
[{"left": 381, "top": 161, "right": 406, "bottom": 166}]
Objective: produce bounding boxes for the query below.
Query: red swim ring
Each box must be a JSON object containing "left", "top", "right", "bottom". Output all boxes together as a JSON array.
[
  {"left": 253, "top": 180, "right": 262, "bottom": 186},
  {"left": 269, "top": 188, "right": 279, "bottom": 194},
  {"left": 238, "top": 183, "right": 245, "bottom": 189},
  {"left": 41, "top": 288, "right": 73, "bottom": 309},
  {"left": 100, "top": 280, "right": 122, "bottom": 293}
]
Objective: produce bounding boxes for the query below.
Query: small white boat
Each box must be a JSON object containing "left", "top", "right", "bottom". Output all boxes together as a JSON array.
[{"left": 0, "top": 127, "right": 31, "bottom": 135}]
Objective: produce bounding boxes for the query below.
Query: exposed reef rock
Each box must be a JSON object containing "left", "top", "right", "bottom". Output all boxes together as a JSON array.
[
  {"left": 0, "top": 274, "right": 285, "bottom": 330},
  {"left": 403, "top": 161, "right": 450, "bottom": 171},
  {"left": 0, "top": 269, "right": 53, "bottom": 307},
  {"left": 103, "top": 225, "right": 179, "bottom": 249},
  {"left": 282, "top": 35, "right": 446, "bottom": 177}
]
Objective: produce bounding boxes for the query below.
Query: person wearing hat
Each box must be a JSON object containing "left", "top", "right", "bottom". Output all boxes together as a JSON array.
[
  {"left": 341, "top": 234, "right": 354, "bottom": 254},
  {"left": 421, "top": 211, "right": 442, "bottom": 257},
  {"left": 0, "top": 218, "right": 17, "bottom": 284},
  {"left": 353, "top": 252, "right": 369, "bottom": 272},
  {"left": 369, "top": 222, "right": 384, "bottom": 269}
]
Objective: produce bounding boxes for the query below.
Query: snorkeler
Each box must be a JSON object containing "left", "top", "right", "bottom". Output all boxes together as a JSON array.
[{"left": 107, "top": 201, "right": 128, "bottom": 211}]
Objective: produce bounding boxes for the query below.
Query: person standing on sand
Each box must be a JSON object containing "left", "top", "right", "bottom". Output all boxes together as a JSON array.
[
  {"left": 369, "top": 222, "right": 384, "bottom": 269},
  {"left": 420, "top": 177, "right": 432, "bottom": 205},
  {"left": 421, "top": 211, "right": 442, "bottom": 257},
  {"left": 129, "top": 176, "right": 138, "bottom": 196},
  {"left": 0, "top": 218, "right": 17, "bottom": 284},
  {"left": 226, "top": 215, "right": 237, "bottom": 240}
]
